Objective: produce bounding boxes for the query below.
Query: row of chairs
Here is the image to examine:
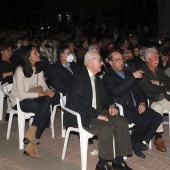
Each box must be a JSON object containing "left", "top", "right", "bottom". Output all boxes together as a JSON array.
[{"left": 1, "top": 83, "right": 170, "bottom": 170}]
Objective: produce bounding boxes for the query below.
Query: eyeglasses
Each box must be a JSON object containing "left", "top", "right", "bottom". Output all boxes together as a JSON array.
[
  {"left": 112, "top": 58, "right": 124, "bottom": 62},
  {"left": 91, "top": 58, "right": 103, "bottom": 63}
]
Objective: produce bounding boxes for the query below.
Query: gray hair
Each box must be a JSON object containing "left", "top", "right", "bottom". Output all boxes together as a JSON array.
[
  {"left": 143, "top": 48, "right": 158, "bottom": 58},
  {"left": 140, "top": 46, "right": 147, "bottom": 56},
  {"left": 88, "top": 44, "right": 99, "bottom": 50},
  {"left": 84, "top": 49, "right": 99, "bottom": 66},
  {"left": 122, "top": 50, "right": 132, "bottom": 57}
]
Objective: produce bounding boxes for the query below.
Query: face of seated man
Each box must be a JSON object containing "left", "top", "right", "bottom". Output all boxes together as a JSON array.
[
  {"left": 109, "top": 52, "right": 124, "bottom": 72},
  {"left": 87, "top": 52, "right": 103, "bottom": 74},
  {"left": 145, "top": 51, "right": 159, "bottom": 72},
  {"left": 60, "top": 48, "right": 71, "bottom": 64}
]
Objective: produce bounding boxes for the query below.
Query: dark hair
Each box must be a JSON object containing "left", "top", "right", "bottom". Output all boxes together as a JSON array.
[
  {"left": 119, "top": 39, "right": 127, "bottom": 47},
  {"left": 0, "top": 43, "right": 12, "bottom": 59},
  {"left": 57, "top": 45, "right": 70, "bottom": 60},
  {"left": 19, "top": 45, "right": 42, "bottom": 77},
  {"left": 160, "top": 47, "right": 170, "bottom": 57},
  {"left": 64, "top": 40, "right": 75, "bottom": 46}
]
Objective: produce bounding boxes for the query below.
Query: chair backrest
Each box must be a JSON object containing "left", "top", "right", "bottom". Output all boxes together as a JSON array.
[
  {"left": 60, "top": 96, "right": 84, "bottom": 131},
  {"left": 3, "top": 84, "right": 13, "bottom": 95}
]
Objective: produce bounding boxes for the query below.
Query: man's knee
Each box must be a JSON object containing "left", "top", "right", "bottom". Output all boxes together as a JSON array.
[{"left": 151, "top": 102, "right": 163, "bottom": 115}]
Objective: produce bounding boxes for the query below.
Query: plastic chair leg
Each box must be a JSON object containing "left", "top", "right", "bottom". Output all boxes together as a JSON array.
[
  {"left": 18, "top": 117, "right": 25, "bottom": 150},
  {"left": 62, "top": 127, "right": 72, "bottom": 160},
  {"left": 61, "top": 110, "right": 66, "bottom": 138},
  {"left": 168, "top": 113, "right": 170, "bottom": 136},
  {"left": 0, "top": 91, "right": 4, "bottom": 120},
  {"left": 6, "top": 113, "right": 14, "bottom": 139},
  {"left": 149, "top": 140, "right": 152, "bottom": 149},
  {"left": 79, "top": 133, "right": 89, "bottom": 170}
]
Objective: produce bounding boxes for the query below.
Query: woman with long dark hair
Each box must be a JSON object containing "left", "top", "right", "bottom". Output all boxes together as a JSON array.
[{"left": 10, "top": 45, "right": 55, "bottom": 159}]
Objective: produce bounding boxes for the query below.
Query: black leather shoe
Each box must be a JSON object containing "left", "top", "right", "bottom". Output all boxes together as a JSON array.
[
  {"left": 96, "top": 163, "right": 112, "bottom": 170},
  {"left": 132, "top": 143, "right": 145, "bottom": 158},
  {"left": 112, "top": 160, "right": 133, "bottom": 170},
  {"left": 140, "top": 143, "right": 148, "bottom": 151}
]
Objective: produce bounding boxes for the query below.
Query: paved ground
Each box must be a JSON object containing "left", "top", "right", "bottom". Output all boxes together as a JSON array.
[{"left": 0, "top": 99, "right": 170, "bottom": 170}]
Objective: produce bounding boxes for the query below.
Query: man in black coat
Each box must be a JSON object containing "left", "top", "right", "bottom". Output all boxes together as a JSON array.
[
  {"left": 102, "top": 51, "right": 162, "bottom": 159},
  {"left": 66, "top": 49, "right": 133, "bottom": 170},
  {"left": 48, "top": 45, "right": 78, "bottom": 105}
]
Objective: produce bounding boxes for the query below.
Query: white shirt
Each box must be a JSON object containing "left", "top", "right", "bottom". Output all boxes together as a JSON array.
[{"left": 87, "top": 69, "right": 96, "bottom": 109}]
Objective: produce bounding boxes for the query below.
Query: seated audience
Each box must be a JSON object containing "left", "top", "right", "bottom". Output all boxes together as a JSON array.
[
  {"left": 0, "top": 43, "right": 15, "bottom": 84},
  {"left": 10, "top": 38, "right": 30, "bottom": 67},
  {"left": 76, "top": 39, "right": 89, "bottom": 67},
  {"left": 0, "top": 43, "right": 16, "bottom": 121},
  {"left": 65, "top": 49, "right": 133, "bottom": 170},
  {"left": 48, "top": 45, "right": 78, "bottom": 105},
  {"left": 10, "top": 45, "right": 55, "bottom": 158},
  {"left": 159, "top": 47, "right": 170, "bottom": 71},
  {"left": 134, "top": 46, "right": 147, "bottom": 69},
  {"left": 102, "top": 51, "right": 162, "bottom": 158},
  {"left": 138, "top": 48, "right": 170, "bottom": 152},
  {"left": 122, "top": 50, "right": 136, "bottom": 72}
]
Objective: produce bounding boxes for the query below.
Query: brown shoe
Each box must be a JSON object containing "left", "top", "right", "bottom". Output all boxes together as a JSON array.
[
  {"left": 24, "top": 126, "right": 39, "bottom": 144},
  {"left": 23, "top": 143, "right": 42, "bottom": 159},
  {"left": 154, "top": 138, "right": 167, "bottom": 152}
]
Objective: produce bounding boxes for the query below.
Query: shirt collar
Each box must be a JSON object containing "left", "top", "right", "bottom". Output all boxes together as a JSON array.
[
  {"left": 87, "top": 69, "right": 95, "bottom": 79},
  {"left": 62, "top": 62, "right": 70, "bottom": 67}
]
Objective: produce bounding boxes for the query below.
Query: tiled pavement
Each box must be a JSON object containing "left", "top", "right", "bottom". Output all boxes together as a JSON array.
[{"left": 0, "top": 99, "right": 170, "bottom": 170}]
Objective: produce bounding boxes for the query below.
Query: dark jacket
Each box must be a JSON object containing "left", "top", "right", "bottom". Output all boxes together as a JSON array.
[
  {"left": 65, "top": 67, "right": 114, "bottom": 128},
  {"left": 102, "top": 67, "right": 147, "bottom": 122},
  {"left": 48, "top": 61, "right": 78, "bottom": 104},
  {"left": 138, "top": 63, "right": 170, "bottom": 104},
  {"left": 134, "top": 56, "right": 145, "bottom": 69}
]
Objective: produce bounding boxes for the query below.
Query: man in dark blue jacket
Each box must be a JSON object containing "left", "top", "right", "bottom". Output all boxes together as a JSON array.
[
  {"left": 103, "top": 51, "right": 162, "bottom": 159},
  {"left": 48, "top": 45, "right": 78, "bottom": 104}
]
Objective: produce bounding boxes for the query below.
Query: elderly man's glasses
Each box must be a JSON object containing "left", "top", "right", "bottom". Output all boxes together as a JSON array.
[{"left": 91, "top": 58, "right": 103, "bottom": 63}]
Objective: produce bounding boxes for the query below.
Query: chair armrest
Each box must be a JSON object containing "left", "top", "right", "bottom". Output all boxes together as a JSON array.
[{"left": 114, "top": 102, "right": 124, "bottom": 116}]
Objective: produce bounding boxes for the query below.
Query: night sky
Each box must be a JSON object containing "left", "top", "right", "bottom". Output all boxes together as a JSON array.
[{"left": 0, "top": 0, "right": 158, "bottom": 30}]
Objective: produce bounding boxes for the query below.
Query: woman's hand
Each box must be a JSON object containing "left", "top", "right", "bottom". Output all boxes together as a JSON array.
[{"left": 39, "top": 89, "right": 55, "bottom": 97}]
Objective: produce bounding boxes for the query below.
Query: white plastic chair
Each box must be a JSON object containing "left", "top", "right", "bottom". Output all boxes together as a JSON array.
[
  {"left": 4, "top": 84, "right": 56, "bottom": 149},
  {"left": 50, "top": 103, "right": 60, "bottom": 138},
  {"left": 0, "top": 82, "right": 5, "bottom": 120},
  {"left": 162, "top": 110, "right": 170, "bottom": 136},
  {"left": 50, "top": 92, "right": 66, "bottom": 138},
  {"left": 60, "top": 96, "right": 116, "bottom": 170},
  {"left": 3, "top": 84, "right": 35, "bottom": 149}
]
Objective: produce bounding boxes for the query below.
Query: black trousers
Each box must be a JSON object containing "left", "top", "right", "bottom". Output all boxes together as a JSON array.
[
  {"left": 129, "top": 107, "right": 163, "bottom": 143},
  {"left": 13, "top": 96, "right": 51, "bottom": 139},
  {"left": 86, "top": 110, "right": 132, "bottom": 160}
]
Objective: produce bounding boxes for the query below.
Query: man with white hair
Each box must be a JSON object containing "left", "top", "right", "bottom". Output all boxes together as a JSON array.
[
  {"left": 139, "top": 48, "right": 170, "bottom": 152},
  {"left": 65, "top": 49, "right": 133, "bottom": 170}
]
